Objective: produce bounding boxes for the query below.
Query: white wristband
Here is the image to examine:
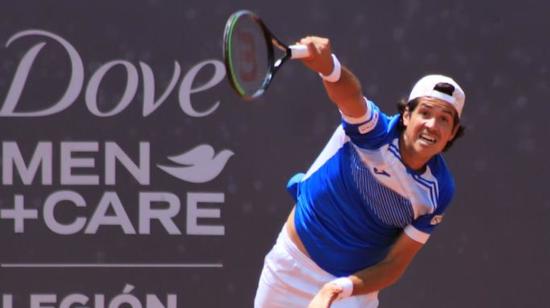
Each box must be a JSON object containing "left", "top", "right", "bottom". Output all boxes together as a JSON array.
[
  {"left": 319, "top": 54, "right": 341, "bottom": 83},
  {"left": 330, "top": 277, "right": 354, "bottom": 300}
]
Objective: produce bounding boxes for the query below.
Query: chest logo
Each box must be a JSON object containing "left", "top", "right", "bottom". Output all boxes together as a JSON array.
[{"left": 373, "top": 167, "right": 391, "bottom": 177}]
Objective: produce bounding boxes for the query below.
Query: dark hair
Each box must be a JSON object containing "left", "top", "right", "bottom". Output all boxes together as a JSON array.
[{"left": 396, "top": 97, "right": 465, "bottom": 152}]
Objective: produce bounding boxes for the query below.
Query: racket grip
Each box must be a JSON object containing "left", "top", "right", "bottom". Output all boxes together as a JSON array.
[{"left": 289, "top": 44, "right": 310, "bottom": 59}]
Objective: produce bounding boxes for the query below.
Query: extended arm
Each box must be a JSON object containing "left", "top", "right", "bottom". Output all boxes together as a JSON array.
[
  {"left": 308, "top": 232, "right": 424, "bottom": 308},
  {"left": 348, "top": 232, "right": 424, "bottom": 294},
  {"left": 299, "top": 36, "right": 366, "bottom": 118}
]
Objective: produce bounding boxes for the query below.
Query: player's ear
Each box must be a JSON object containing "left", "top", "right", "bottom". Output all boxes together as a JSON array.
[
  {"left": 402, "top": 106, "right": 411, "bottom": 127},
  {"left": 450, "top": 121, "right": 460, "bottom": 140}
]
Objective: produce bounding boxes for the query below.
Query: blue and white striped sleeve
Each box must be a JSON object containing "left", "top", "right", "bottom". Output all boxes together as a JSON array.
[
  {"left": 405, "top": 174, "right": 456, "bottom": 244},
  {"left": 341, "top": 97, "right": 392, "bottom": 149}
]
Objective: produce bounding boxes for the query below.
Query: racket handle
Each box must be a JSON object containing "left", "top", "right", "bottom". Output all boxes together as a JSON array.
[{"left": 289, "top": 44, "right": 310, "bottom": 59}]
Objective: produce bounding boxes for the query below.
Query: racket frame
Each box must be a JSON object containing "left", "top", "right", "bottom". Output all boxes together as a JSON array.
[{"left": 223, "top": 10, "right": 294, "bottom": 100}]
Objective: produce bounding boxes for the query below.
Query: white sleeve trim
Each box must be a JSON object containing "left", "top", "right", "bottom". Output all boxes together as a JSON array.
[
  {"left": 404, "top": 225, "right": 430, "bottom": 244},
  {"left": 340, "top": 96, "right": 371, "bottom": 124}
]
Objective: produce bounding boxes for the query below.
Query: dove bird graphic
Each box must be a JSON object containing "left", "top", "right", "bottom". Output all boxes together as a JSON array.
[{"left": 157, "top": 144, "right": 234, "bottom": 183}]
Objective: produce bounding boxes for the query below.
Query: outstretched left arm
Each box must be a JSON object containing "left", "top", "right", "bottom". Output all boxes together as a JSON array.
[
  {"left": 349, "top": 231, "right": 424, "bottom": 293},
  {"left": 308, "top": 231, "right": 425, "bottom": 308}
]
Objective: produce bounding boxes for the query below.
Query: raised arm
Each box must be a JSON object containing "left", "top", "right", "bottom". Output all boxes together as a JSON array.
[{"left": 299, "top": 36, "right": 367, "bottom": 118}]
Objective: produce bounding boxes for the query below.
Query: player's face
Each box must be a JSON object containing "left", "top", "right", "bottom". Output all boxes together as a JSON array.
[{"left": 401, "top": 97, "right": 459, "bottom": 168}]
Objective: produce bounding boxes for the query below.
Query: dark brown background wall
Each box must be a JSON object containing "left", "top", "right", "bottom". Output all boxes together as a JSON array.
[{"left": 0, "top": 1, "right": 548, "bottom": 307}]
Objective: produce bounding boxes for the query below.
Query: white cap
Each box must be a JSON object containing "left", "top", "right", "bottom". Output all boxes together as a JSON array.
[{"left": 408, "top": 74, "right": 465, "bottom": 117}]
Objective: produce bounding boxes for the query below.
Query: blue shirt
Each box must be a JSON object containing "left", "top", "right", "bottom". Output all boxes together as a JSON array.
[{"left": 290, "top": 99, "right": 455, "bottom": 277}]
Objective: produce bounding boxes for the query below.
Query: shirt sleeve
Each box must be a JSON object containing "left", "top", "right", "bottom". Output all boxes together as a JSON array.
[
  {"left": 406, "top": 170, "right": 456, "bottom": 243},
  {"left": 341, "top": 97, "right": 393, "bottom": 150}
]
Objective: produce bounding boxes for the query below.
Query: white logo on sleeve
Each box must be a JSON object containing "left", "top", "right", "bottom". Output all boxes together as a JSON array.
[
  {"left": 358, "top": 112, "right": 379, "bottom": 134},
  {"left": 430, "top": 215, "right": 444, "bottom": 225}
]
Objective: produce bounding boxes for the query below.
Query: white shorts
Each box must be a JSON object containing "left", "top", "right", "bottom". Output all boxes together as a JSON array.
[{"left": 254, "top": 225, "right": 379, "bottom": 308}]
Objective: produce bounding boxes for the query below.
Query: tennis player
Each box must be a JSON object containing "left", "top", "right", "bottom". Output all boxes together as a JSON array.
[{"left": 254, "top": 36, "right": 466, "bottom": 308}]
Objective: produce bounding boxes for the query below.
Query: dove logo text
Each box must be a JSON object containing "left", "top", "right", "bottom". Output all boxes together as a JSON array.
[
  {"left": 1, "top": 191, "right": 225, "bottom": 235},
  {"left": 1, "top": 141, "right": 150, "bottom": 185},
  {"left": 1, "top": 141, "right": 233, "bottom": 185},
  {"left": 0, "top": 141, "right": 231, "bottom": 235},
  {"left": 0, "top": 29, "right": 225, "bottom": 118}
]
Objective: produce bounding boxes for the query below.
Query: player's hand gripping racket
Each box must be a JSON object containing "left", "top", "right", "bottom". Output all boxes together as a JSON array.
[{"left": 223, "top": 10, "right": 310, "bottom": 100}]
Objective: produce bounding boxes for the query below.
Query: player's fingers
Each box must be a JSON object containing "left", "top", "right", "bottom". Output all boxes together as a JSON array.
[
  {"left": 299, "top": 37, "right": 316, "bottom": 51},
  {"left": 307, "top": 284, "right": 342, "bottom": 308},
  {"left": 297, "top": 39, "right": 318, "bottom": 61},
  {"left": 297, "top": 36, "right": 334, "bottom": 74},
  {"left": 326, "top": 283, "right": 343, "bottom": 295}
]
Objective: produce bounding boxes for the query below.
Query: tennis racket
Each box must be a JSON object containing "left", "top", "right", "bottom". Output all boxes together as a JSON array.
[{"left": 223, "top": 10, "right": 310, "bottom": 100}]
